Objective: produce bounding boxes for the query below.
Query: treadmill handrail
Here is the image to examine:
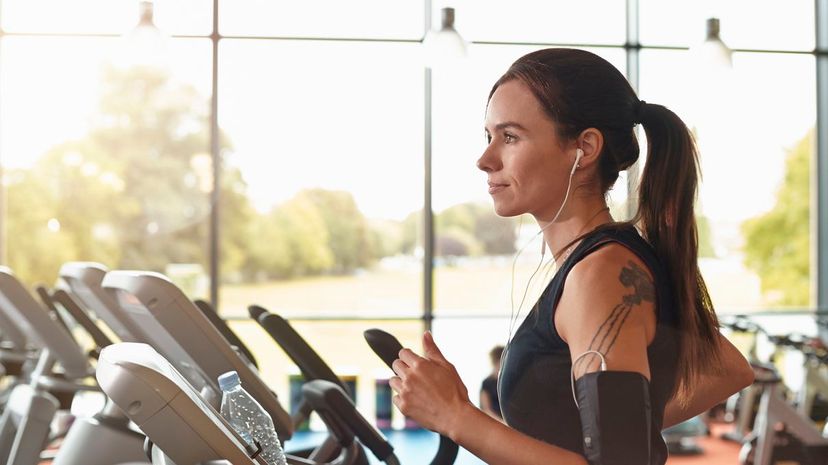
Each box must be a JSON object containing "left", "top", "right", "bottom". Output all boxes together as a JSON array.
[
  {"left": 58, "top": 262, "right": 139, "bottom": 343},
  {"left": 302, "top": 380, "right": 395, "bottom": 463},
  {"left": 194, "top": 299, "right": 259, "bottom": 369},
  {"left": 50, "top": 289, "right": 115, "bottom": 349},
  {"left": 252, "top": 307, "right": 351, "bottom": 396},
  {"left": 0, "top": 268, "right": 91, "bottom": 379},
  {"left": 34, "top": 286, "right": 73, "bottom": 335}
]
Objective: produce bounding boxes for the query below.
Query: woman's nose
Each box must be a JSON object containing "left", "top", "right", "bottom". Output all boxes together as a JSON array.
[{"left": 477, "top": 147, "right": 498, "bottom": 172}]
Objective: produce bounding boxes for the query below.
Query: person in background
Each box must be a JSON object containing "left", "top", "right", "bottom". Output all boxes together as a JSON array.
[{"left": 480, "top": 345, "right": 504, "bottom": 420}]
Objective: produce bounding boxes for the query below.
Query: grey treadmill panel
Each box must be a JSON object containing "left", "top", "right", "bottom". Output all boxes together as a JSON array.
[
  {"left": 58, "top": 262, "right": 140, "bottom": 343},
  {"left": 101, "top": 270, "right": 294, "bottom": 439},
  {"left": 0, "top": 297, "right": 27, "bottom": 351},
  {"left": 0, "top": 268, "right": 91, "bottom": 379},
  {"left": 97, "top": 342, "right": 261, "bottom": 465}
]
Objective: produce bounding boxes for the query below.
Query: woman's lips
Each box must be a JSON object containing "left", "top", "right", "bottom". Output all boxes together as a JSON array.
[{"left": 488, "top": 182, "right": 508, "bottom": 194}]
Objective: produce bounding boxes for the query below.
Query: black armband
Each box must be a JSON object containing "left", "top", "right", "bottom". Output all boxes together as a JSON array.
[{"left": 575, "top": 371, "right": 652, "bottom": 465}]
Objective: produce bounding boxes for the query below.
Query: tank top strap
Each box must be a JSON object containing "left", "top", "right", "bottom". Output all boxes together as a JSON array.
[{"left": 544, "top": 225, "right": 676, "bottom": 329}]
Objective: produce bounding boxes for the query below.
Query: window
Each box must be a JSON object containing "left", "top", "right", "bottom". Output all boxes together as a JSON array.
[
  {"left": 1, "top": 35, "right": 212, "bottom": 291},
  {"left": 640, "top": 49, "right": 816, "bottom": 310},
  {"left": 218, "top": 39, "right": 424, "bottom": 318},
  {"left": 220, "top": 0, "right": 424, "bottom": 39}
]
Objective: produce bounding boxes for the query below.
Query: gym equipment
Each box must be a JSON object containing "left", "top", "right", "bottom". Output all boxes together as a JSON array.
[
  {"left": 195, "top": 298, "right": 259, "bottom": 369},
  {"left": 97, "top": 341, "right": 271, "bottom": 464},
  {"left": 249, "top": 305, "right": 365, "bottom": 464},
  {"left": 100, "top": 270, "right": 294, "bottom": 438},
  {"left": 0, "top": 384, "right": 58, "bottom": 465},
  {"left": 250, "top": 307, "right": 457, "bottom": 465},
  {"left": 48, "top": 287, "right": 115, "bottom": 355},
  {"left": 739, "top": 362, "right": 828, "bottom": 465},
  {"left": 0, "top": 267, "right": 148, "bottom": 465},
  {"left": 97, "top": 341, "right": 366, "bottom": 465},
  {"left": 363, "top": 328, "right": 459, "bottom": 465},
  {"left": 720, "top": 317, "right": 767, "bottom": 444},
  {"left": 724, "top": 317, "right": 828, "bottom": 465},
  {"left": 661, "top": 416, "right": 708, "bottom": 455},
  {"left": 58, "top": 262, "right": 143, "bottom": 343}
]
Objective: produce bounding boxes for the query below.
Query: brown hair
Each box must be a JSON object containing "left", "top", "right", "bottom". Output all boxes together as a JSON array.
[
  {"left": 489, "top": 48, "right": 721, "bottom": 404},
  {"left": 489, "top": 345, "right": 505, "bottom": 365}
]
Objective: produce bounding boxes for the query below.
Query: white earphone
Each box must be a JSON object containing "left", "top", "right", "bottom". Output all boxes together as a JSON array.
[{"left": 574, "top": 148, "right": 584, "bottom": 170}]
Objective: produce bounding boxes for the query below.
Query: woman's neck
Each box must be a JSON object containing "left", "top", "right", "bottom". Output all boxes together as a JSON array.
[{"left": 537, "top": 196, "right": 613, "bottom": 266}]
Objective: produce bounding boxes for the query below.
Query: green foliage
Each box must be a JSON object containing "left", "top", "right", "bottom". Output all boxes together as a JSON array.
[
  {"left": 436, "top": 203, "right": 517, "bottom": 257},
  {"left": 399, "top": 210, "right": 421, "bottom": 254},
  {"left": 5, "top": 65, "right": 252, "bottom": 285},
  {"left": 398, "top": 202, "right": 518, "bottom": 257},
  {"left": 297, "top": 189, "right": 376, "bottom": 273},
  {"left": 269, "top": 195, "right": 335, "bottom": 277},
  {"left": 5, "top": 64, "right": 520, "bottom": 286},
  {"left": 696, "top": 214, "right": 715, "bottom": 258},
  {"left": 436, "top": 226, "right": 483, "bottom": 257},
  {"left": 367, "top": 218, "right": 405, "bottom": 258},
  {"left": 742, "top": 130, "right": 813, "bottom": 306}
]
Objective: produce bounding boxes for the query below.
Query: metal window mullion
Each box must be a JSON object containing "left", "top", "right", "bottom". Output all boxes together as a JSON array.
[
  {"left": 422, "top": 0, "right": 434, "bottom": 333},
  {"left": 816, "top": 0, "right": 828, "bottom": 312},
  {"left": 0, "top": 21, "right": 4, "bottom": 265},
  {"left": 625, "top": 0, "right": 641, "bottom": 220},
  {"left": 209, "top": 0, "right": 221, "bottom": 309}
]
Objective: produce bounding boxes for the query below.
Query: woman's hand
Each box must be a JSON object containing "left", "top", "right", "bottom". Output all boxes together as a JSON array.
[{"left": 389, "top": 331, "right": 473, "bottom": 435}]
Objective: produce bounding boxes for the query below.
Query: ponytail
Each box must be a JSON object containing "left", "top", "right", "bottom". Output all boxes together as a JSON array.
[{"left": 634, "top": 103, "right": 722, "bottom": 405}]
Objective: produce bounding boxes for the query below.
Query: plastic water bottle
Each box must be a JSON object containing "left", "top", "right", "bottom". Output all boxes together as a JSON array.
[{"left": 218, "top": 371, "right": 287, "bottom": 465}]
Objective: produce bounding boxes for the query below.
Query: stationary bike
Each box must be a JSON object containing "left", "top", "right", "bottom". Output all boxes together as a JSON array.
[{"left": 739, "top": 331, "right": 828, "bottom": 465}]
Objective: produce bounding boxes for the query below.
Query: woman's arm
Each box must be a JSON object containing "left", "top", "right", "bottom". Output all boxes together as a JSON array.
[
  {"left": 393, "top": 332, "right": 589, "bottom": 465},
  {"left": 662, "top": 333, "right": 754, "bottom": 428}
]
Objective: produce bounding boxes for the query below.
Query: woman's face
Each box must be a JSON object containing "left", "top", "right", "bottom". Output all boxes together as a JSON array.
[{"left": 478, "top": 79, "right": 576, "bottom": 221}]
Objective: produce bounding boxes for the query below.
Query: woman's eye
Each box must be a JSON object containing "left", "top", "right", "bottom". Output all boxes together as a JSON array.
[{"left": 504, "top": 133, "right": 517, "bottom": 143}]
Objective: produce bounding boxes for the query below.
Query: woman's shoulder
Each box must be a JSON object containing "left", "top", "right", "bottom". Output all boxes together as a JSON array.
[
  {"left": 570, "top": 223, "right": 661, "bottom": 277},
  {"left": 555, "top": 235, "right": 658, "bottom": 346},
  {"left": 567, "top": 242, "right": 654, "bottom": 298}
]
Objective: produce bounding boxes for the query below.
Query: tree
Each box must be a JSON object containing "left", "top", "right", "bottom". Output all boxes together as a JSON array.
[
  {"left": 742, "top": 130, "right": 812, "bottom": 306},
  {"left": 5, "top": 64, "right": 255, "bottom": 285},
  {"left": 297, "top": 189, "right": 376, "bottom": 273},
  {"left": 437, "top": 202, "right": 517, "bottom": 256},
  {"left": 267, "top": 195, "right": 334, "bottom": 277}
]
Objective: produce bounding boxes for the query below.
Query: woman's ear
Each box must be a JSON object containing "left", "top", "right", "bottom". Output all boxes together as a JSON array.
[{"left": 576, "top": 128, "right": 604, "bottom": 168}]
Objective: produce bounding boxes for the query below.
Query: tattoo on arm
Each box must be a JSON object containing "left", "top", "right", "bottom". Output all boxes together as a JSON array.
[{"left": 573, "top": 260, "right": 654, "bottom": 377}]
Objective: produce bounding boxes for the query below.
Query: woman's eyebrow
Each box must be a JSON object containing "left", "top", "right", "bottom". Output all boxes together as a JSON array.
[{"left": 485, "top": 121, "right": 528, "bottom": 133}]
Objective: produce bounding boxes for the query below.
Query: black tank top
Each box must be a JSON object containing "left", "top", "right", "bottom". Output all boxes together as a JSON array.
[{"left": 498, "top": 224, "right": 680, "bottom": 465}]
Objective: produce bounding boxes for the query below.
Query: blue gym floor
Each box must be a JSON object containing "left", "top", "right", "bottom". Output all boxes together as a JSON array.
[{"left": 286, "top": 430, "right": 484, "bottom": 465}]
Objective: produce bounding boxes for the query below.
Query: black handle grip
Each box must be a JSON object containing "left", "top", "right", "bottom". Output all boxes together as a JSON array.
[
  {"left": 363, "top": 328, "right": 459, "bottom": 465},
  {"left": 363, "top": 329, "right": 403, "bottom": 370},
  {"left": 193, "top": 299, "right": 259, "bottom": 369}
]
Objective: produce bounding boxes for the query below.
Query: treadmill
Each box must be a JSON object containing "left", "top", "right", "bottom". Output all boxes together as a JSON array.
[
  {"left": 97, "top": 342, "right": 266, "bottom": 465},
  {"left": 100, "top": 270, "right": 294, "bottom": 438},
  {"left": 0, "top": 267, "right": 149, "bottom": 465},
  {"left": 58, "top": 262, "right": 144, "bottom": 343},
  {"left": 97, "top": 342, "right": 383, "bottom": 465}
]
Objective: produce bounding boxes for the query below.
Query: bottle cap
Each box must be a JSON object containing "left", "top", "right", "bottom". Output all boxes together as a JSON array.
[{"left": 218, "top": 370, "right": 241, "bottom": 391}]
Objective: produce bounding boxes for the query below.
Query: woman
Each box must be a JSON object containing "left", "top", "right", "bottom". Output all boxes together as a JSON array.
[{"left": 389, "top": 48, "right": 754, "bottom": 465}]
